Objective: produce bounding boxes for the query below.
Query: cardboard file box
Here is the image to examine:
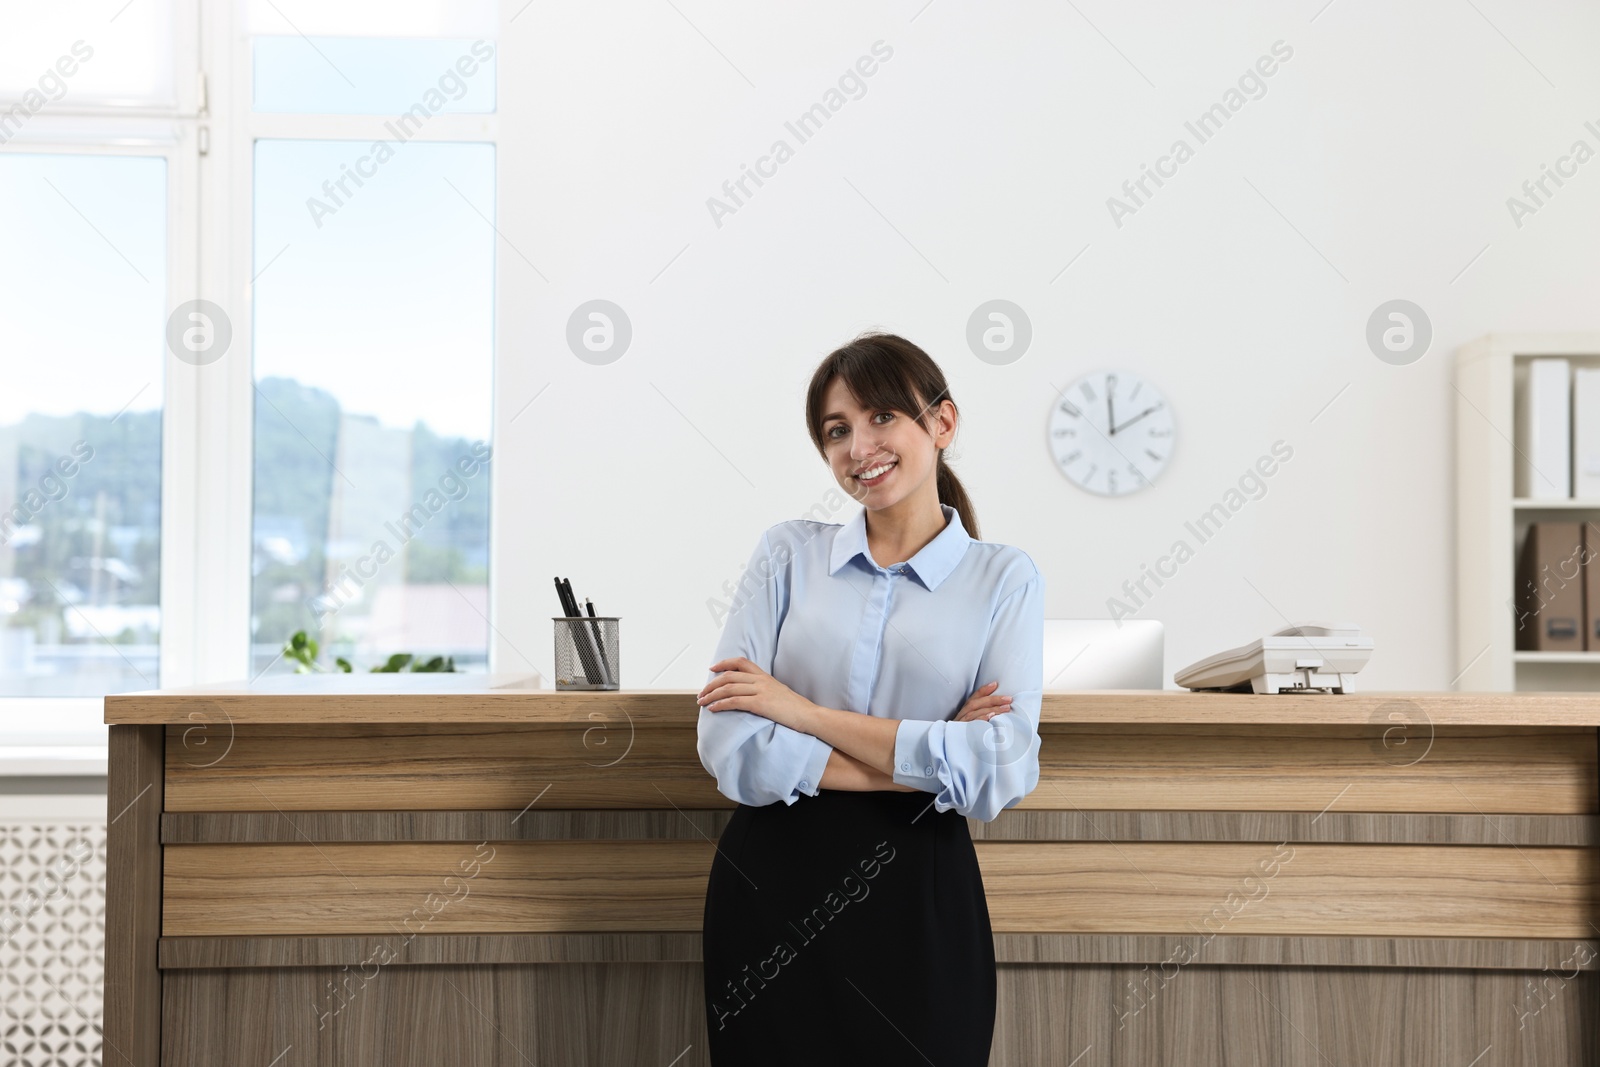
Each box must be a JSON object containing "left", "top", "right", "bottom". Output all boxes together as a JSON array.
[{"left": 1515, "top": 521, "right": 1585, "bottom": 652}]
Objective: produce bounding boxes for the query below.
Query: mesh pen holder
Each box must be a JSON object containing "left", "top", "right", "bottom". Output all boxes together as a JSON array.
[{"left": 553, "top": 617, "right": 620, "bottom": 690}]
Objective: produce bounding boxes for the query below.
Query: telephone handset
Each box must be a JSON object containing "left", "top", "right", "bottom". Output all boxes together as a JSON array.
[{"left": 1174, "top": 622, "right": 1374, "bottom": 694}]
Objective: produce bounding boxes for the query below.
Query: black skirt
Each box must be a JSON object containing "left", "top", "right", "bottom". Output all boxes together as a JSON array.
[{"left": 701, "top": 788, "right": 996, "bottom": 1065}]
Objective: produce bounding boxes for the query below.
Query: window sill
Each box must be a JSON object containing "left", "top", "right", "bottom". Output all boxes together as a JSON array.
[{"left": 0, "top": 746, "right": 109, "bottom": 776}]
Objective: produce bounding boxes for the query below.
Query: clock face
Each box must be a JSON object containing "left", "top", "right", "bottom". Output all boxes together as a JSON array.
[{"left": 1048, "top": 370, "right": 1175, "bottom": 496}]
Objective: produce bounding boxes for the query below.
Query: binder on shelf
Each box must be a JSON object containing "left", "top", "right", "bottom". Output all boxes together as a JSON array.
[
  {"left": 1575, "top": 368, "right": 1600, "bottom": 498},
  {"left": 1515, "top": 521, "right": 1585, "bottom": 652},
  {"left": 1586, "top": 522, "right": 1600, "bottom": 651},
  {"left": 1516, "top": 358, "right": 1572, "bottom": 498}
]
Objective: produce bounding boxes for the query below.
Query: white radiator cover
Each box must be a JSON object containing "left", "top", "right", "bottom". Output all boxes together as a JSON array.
[{"left": 1, "top": 796, "right": 108, "bottom": 1067}]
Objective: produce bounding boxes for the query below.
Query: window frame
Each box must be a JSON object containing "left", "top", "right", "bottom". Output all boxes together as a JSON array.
[
  {"left": 0, "top": 6, "right": 202, "bottom": 761},
  {"left": 0, "top": 0, "right": 507, "bottom": 767},
  {"left": 229, "top": 5, "right": 502, "bottom": 682}
]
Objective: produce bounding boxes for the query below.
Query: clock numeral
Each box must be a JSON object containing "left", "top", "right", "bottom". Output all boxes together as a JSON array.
[
  {"left": 1105, "top": 374, "right": 1117, "bottom": 394},
  {"left": 1144, "top": 449, "right": 1164, "bottom": 463},
  {"left": 1060, "top": 450, "right": 1082, "bottom": 465},
  {"left": 1052, "top": 427, "right": 1077, "bottom": 438},
  {"left": 1079, "top": 381, "right": 1097, "bottom": 402},
  {"left": 1147, "top": 428, "right": 1172, "bottom": 438},
  {"left": 1128, "top": 382, "right": 1142, "bottom": 402},
  {"left": 1107, "top": 469, "right": 1118, "bottom": 493},
  {"left": 1058, "top": 401, "right": 1082, "bottom": 418}
]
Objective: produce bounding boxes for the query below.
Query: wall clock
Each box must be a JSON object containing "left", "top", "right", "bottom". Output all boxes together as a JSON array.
[{"left": 1047, "top": 370, "right": 1175, "bottom": 496}]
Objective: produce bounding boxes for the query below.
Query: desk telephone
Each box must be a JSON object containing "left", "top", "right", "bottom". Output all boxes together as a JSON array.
[{"left": 1173, "top": 622, "right": 1374, "bottom": 694}]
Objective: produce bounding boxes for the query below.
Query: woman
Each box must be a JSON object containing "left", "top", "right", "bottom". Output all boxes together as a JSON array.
[{"left": 696, "top": 331, "right": 1045, "bottom": 1064}]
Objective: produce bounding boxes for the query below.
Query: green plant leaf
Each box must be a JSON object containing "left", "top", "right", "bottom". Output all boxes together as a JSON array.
[{"left": 371, "top": 653, "right": 413, "bottom": 673}]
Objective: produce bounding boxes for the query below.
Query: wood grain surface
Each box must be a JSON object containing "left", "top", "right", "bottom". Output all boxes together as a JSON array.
[
  {"left": 105, "top": 678, "right": 1600, "bottom": 725},
  {"left": 158, "top": 808, "right": 1600, "bottom": 845},
  {"left": 155, "top": 931, "right": 1600, "bottom": 971},
  {"left": 158, "top": 963, "right": 1597, "bottom": 1066},
  {"left": 160, "top": 722, "right": 1596, "bottom": 813},
  {"left": 161, "top": 840, "right": 1599, "bottom": 939}
]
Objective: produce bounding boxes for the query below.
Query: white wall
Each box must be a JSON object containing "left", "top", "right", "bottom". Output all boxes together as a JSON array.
[{"left": 490, "top": 0, "right": 1600, "bottom": 690}]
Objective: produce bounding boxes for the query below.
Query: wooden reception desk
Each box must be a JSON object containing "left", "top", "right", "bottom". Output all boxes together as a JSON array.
[{"left": 104, "top": 677, "right": 1600, "bottom": 1066}]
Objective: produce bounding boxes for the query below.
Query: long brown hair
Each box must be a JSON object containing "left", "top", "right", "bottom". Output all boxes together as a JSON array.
[{"left": 804, "top": 332, "right": 980, "bottom": 540}]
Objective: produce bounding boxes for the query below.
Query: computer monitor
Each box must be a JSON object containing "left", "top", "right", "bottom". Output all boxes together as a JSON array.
[{"left": 1042, "top": 619, "right": 1164, "bottom": 690}]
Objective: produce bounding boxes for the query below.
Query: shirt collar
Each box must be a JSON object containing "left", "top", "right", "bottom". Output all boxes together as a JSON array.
[{"left": 828, "top": 503, "right": 971, "bottom": 590}]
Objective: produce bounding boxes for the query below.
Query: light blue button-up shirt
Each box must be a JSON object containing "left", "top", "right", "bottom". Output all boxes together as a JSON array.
[{"left": 697, "top": 503, "right": 1044, "bottom": 822}]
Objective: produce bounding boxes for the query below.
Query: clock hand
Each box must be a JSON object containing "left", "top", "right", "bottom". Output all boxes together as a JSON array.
[
  {"left": 1107, "top": 392, "right": 1116, "bottom": 436},
  {"left": 1108, "top": 404, "right": 1160, "bottom": 436}
]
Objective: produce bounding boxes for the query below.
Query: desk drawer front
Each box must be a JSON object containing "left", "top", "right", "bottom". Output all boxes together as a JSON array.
[{"left": 162, "top": 724, "right": 1597, "bottom": 814}]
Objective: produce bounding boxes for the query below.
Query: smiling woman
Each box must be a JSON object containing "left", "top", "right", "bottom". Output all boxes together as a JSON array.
[{"left": 697, "top": 331, "right": 1044, "bottom": 1066}]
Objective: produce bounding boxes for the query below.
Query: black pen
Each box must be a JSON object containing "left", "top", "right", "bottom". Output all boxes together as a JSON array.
[
  {"left": 561, "top": 577, "right": 604, "bottom": 684},
  {"left": 585, "top": 597, "right": 613, "bottom": 686}
]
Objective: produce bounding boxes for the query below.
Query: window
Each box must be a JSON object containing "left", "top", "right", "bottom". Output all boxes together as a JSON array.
[
  {"left": 250, "top": 140, "right": 494, "bottom": 675},
  {"left": 0, "top": 1, "right": 177, "bottom": 108},
  {"left": 0, "top": 154, "right": 167, "bottom": 698},
  {"left": 244, "top": 3, "right": 498, "bottom": 677},
  {"left": 0, "top": 0, "right": 192, "bottom": 732},
  {"left": 0, "top": 0, "right": 501, "bottom": 747}
]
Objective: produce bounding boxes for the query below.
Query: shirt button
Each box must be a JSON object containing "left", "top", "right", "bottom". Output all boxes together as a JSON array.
[
  {"left": 924, "top": 765, "right": 933, "bottom": 775},
  {"left": 900, "top": 762, "right": 909, "bottom": 772},
  {"left": 799, "top": 780, "right": 809, "bottom": 790}
]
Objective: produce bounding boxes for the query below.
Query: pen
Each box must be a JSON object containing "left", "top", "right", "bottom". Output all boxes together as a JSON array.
[
  {"left": 560, "top": 577, "right": 605, "bottom": 685},
  {"left": 585, "top": 596, "right": 613, "bottom": 687}
]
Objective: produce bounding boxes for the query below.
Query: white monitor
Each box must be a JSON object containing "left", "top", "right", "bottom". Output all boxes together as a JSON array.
[{"left": 1042, "top": 620, "right": 1164, "bottom": 690}]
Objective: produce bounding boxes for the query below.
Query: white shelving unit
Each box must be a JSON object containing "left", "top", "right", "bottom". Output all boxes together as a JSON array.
[{"left": 1456, "top": 332, "right": 1600, "bottom": 691}]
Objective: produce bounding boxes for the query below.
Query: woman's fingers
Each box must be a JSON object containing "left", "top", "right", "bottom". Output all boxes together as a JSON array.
[
  {"left": 698, "top": 668, "right": 754, "bottom": 700},
  {"left": 698, "top": 680, "right": 756, "bottom": 706},
  {"left": 954, "top": 686, "right": 1014, "bottom": 721},
  {"left": 954, "top": 702, "right": 1012, "bottom": 722}
]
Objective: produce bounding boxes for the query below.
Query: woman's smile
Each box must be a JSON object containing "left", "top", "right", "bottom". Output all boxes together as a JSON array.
[{"left": 855, "top": 458, "right": 898, "bottom": 487}]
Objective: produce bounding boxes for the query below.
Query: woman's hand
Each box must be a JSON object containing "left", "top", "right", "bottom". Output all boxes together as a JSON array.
[
  {"left": 699, "top": 657, "right": 817, "bottom": 731},
  {"left": 953, "top": 680, "right": 1012, "bottom": 722}
]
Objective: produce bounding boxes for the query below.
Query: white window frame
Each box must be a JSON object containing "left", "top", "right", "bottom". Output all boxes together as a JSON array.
[
  {"left": 0, "top": 1, "right": 507, "bottom": 772},
  {"left": 0, "top": 2, "right": 205, "bottom": 771},
  {"left": 222, "top": 4, "right": 502, "bottom": 683}
]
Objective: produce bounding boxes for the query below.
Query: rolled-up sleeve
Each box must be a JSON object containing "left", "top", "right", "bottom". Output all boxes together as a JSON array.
[
  {"left": 891, "top": 567, "right": 1044, "bottom": 821},
  {"left": 696, "top": 528, "right": 834, "bottom": 807}
]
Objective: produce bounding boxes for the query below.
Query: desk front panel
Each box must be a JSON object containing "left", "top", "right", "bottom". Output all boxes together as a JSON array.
[{"left": 107, "top": 715, "right": 1600, "bottom": 1066}]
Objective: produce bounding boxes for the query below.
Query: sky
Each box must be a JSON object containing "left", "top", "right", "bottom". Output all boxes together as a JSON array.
[
  {"left": 1, "top": 5, "right": 498, "bottom": 440},
  {"left": 0, "top": 140, "right": 495, "bottom": 440}
]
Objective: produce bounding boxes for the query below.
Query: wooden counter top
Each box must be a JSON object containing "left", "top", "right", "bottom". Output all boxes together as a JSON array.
[{"left": 103, "top": 673, "right": 1600, "bottom": 726}]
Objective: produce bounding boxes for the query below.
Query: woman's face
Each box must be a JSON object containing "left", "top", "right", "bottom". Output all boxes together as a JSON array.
[{"left": 819, "top": 377, "right": 954, "bottom": 509}]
